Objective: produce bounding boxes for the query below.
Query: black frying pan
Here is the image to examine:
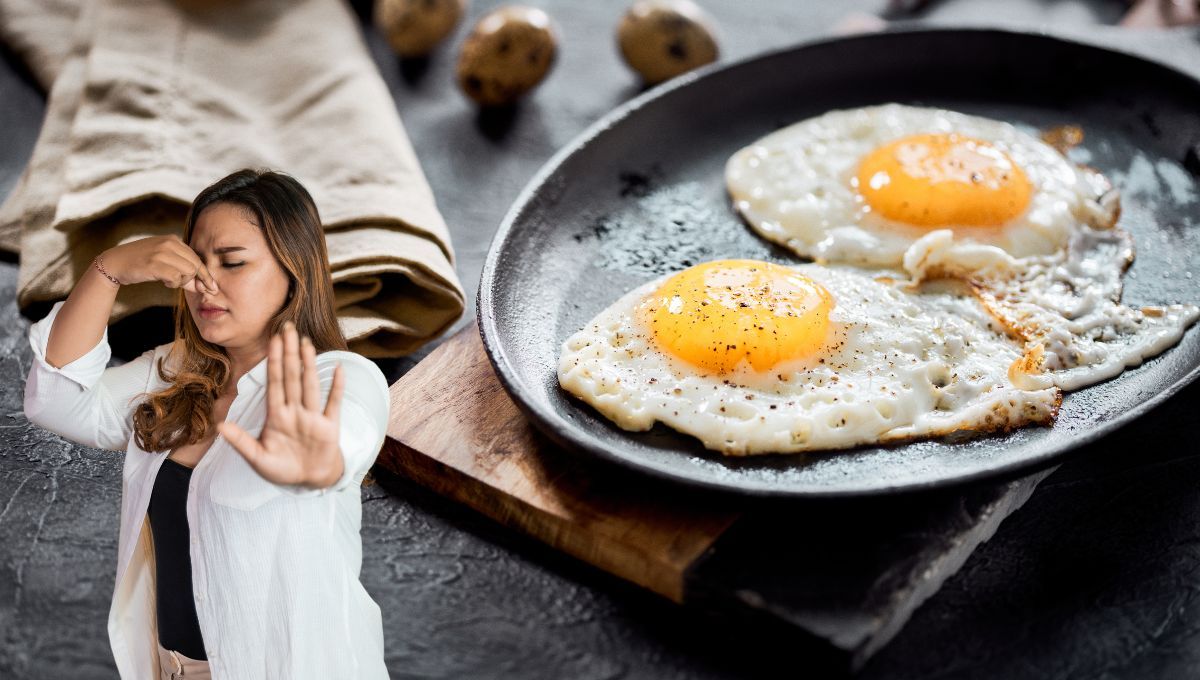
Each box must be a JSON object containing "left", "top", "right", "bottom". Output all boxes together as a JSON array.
[{"left": 477, "top": 28, "right": 1200, "bottom": 498}]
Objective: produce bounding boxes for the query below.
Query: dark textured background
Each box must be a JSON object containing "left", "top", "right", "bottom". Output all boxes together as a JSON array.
[{"left": 3, "top": 0, "right": 1200, "bottom": 678}]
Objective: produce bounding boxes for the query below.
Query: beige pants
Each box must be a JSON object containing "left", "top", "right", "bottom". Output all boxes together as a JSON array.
[{"left": 157, "top": 641, "right": 210, "bottom": 679}]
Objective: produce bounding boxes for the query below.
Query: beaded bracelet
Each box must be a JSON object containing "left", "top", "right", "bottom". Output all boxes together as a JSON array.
[{"left": 93, "top": 254, "right": 121, "bottom": 287}]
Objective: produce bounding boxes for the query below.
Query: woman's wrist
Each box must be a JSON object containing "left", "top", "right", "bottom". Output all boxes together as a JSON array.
[
  {"left": 92, "top": 251, "right": 122, "bottom": 288},
  {"left": 308, "top": 448, "right": 345, "bottom": 489}
]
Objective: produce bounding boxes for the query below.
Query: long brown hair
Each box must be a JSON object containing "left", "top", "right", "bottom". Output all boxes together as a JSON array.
[{"left": 132, "top": 168, "right": 347, "bottom": 453}]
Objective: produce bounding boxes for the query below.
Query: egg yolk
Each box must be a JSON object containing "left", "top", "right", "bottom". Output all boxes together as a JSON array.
[
  {"left": 644, "top": 260, "right": 833, "bottom": 373},
  {"left": 855, "top": 133, "right": 1032, "bottom": 228}
]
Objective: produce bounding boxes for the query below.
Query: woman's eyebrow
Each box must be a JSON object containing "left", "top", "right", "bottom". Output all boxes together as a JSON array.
[{"left": 188, "top": 244, "right": 248, "bottom": 255}]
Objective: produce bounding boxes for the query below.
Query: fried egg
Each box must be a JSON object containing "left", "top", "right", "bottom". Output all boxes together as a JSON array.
[
  {"left": 557, "top": 259, "right": 1060, "bottom": 456},
  {"left": 904, "top": 228, "right": 1200, "bottom": 391},
  {"left": 725, "top": 104, "right": 1118, "bottom": 267}
]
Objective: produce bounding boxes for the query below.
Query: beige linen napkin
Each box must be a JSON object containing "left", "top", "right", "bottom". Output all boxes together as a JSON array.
[
  {"left": 0, "top": 0, "right": 79, "bottom": 93},
  {"left": 0, "top": 0, "right": 464, "bottom": 357}
]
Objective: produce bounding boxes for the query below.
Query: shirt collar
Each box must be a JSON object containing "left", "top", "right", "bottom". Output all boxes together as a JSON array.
[{"left": 236, "top": 355, "right": 270, "bottom": 391}]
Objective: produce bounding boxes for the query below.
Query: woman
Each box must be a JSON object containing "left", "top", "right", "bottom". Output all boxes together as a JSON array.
[{"left": 23, "top": 169, "right": 391, "bottom": 679}]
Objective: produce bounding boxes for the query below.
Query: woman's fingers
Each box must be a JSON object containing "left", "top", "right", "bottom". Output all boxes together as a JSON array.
[
  {"left": 221, "top": 421, "right": 298, "bottom": 485},
  {"left": 167, "top": 238, "right": 219, "bottom": 294},
  {"left": 152, "top": 251, "right": 195, "bottom": 289},
  {"left": 155, "top": 249, "right": 218, "bottom": 295},
  {"left": 218, "top": 421, "right": 266, "bottom": 469},
  {"left": 266, "top": 332, "right": 285, "bottom": 413},
  {"left": 115, "top": 235, "right": 217, "bottom": 293},
  {"left": 282, "top": 322, "right": 302, "bottom": 405},
  {"left": 197, "top": 262, "right": 219, "bottom": 295},
  {"left": 226, "top": 341, "right": 345, "bottom": 487},
  {"left": 187, "top": 262, "right": 218, "bottom": 296},
  {"left": 301, "top": 335, "right": 320, "bottom": 411},
  {"left": 323, "top": 363, "right": 344, "bottom": 422}
]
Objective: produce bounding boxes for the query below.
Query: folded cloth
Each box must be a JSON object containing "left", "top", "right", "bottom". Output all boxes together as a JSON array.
[
  {"left": 0, "top": 0, "right": 465, "bottom": 357},
  {"left": 0, "top": 0, "right": 80, "bottom": 92}
]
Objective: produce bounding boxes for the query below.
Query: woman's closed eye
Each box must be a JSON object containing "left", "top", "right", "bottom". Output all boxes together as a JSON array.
[{"left": 222, "top": 261, "right": 246, "bottom": 269}]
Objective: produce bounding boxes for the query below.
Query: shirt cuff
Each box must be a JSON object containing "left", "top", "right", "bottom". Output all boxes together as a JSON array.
[{"left": 28, "top": 299, "right": 112, "bottom": 389}]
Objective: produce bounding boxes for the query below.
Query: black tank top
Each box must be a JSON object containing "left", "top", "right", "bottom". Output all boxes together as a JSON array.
[{"left": 147, "top": 457, "right": 208, "bottom": 660}]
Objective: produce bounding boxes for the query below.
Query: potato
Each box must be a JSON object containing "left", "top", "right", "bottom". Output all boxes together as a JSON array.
[
  {"left": 456, "top": 6, "right": 558, "bottom": 107},
  {"left": 617, "top": 0, "right": 718, "bottom": 85},
  {"left": 375, "top": 0, "right": 466, "bottom": 58}
]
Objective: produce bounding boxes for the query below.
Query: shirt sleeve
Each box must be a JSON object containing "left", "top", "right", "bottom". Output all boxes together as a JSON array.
[
  {"left": 23, "top": 300, "right": 158, "bottom": 452},
  {"left": 280, "top": 350, "right": 391, "bottom": 497}
]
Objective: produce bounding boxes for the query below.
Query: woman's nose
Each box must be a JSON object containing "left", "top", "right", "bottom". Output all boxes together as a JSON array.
[{"left": 202, "top": 263, "right": 223, "bottom": 294}]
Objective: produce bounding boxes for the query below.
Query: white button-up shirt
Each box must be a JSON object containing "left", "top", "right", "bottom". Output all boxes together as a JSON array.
[{"left": 23, "top": 300, "right": 391, "bottom": 679}]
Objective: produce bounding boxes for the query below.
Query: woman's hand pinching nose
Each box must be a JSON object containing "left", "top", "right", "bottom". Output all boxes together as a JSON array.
[
  {"left": 183, "top": 272, "right": 220, "bottom": 296},
  {"left": 100, "top": 236, "right": 220, "bottom": 295}
]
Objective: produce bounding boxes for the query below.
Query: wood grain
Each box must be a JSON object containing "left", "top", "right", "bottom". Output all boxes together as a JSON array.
[{"left": 379, "top": 321, "right": 742, "bottom": 603}]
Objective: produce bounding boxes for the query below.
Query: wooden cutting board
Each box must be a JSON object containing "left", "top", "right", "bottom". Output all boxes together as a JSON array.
[{"left": 377, "top": 322, "right": 1050, "bottom": 671}]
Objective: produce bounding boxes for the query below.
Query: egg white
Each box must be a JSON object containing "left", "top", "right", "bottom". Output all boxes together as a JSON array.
[
  {"left": 904, "top": 228, "right": 1200, "bottom": 391},
  {"left": 725, "top": 104, "right": 1118, "bottom": 268},
  {"left": 557, "top": 264, "right": 1060, "bottom": 456}
]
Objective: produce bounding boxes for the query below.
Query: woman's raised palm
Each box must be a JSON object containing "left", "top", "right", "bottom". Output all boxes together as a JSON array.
[{"left": 218, "top": 321, "right": 346, "bottom": 488}]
